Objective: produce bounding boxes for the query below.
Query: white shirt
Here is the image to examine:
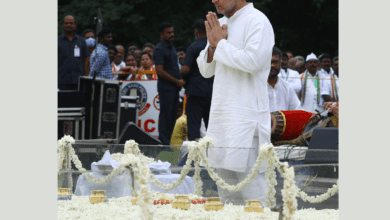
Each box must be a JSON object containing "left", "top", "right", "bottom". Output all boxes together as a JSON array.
[
  {"left": 113, "top": 61, "right": 126, "bottom": 80},
  {"left": 267, "top": 77, "right": 303, "bottom": 112},
  {"left": 321, "top": 73, "right": 339, "bottom": 100},
  {"left": 320, "top": 68, "right": 334, "bottom": 77},
  {"left": 196, "top": 3, "right": 274, "bottom": 172},
  {"left": 115, "top": 61, "right": 126, "bottom": 71},
  {"left": 300, "top": 71, "right": 327, "bottom": 113},
  {"left": 278, "top": 68, "right": 301, "bottom": 94}
]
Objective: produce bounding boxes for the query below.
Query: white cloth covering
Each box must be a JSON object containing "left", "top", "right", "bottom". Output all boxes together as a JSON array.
[
  {"left": 75, "top": 151, "right": 195, "bottom": 197},
  {"left": 196, "top": 3, "right": 274, "bottom": 173},
  {"left": 278, "top": 68, "right": 301, "bottom": 94},
  {"left": 90, "top": 150, "right": 119, "bottom": 171},
  {"left": 320, "top": 74, "right": 339, "bottom": 99},
  {"left": 75, "top": 169, "right": 132, "bottom": 198},
  {"left": 147, "top": 160, "right": 172, "bottom": 175},
  {"left": 267, "top": 76, "right": 303, "bottom": 112}
]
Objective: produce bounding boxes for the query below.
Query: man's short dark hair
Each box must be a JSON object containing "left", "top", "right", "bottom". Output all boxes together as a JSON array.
[
  {"left": 108, "top": 45, "right": 118, "bottom": 55},
  {"left": 63, "top": 15, "right": 76, "bottom": 24},
  {"left": 282, "top": 52, "right": 288, "bottom": 59},
  {"left": 332, "top": 56, "right": 338, "bottom": 63},
  {"left": 98, "top": 27, "right": 111, "bottom": 38},
  {"left": 194, "top": 19, "right": 206, "bottom": 33},
  {"left": 159, "top": 22, "right": 173, "bottom": 33},
  {"left": 176, "top": 47, "right": 186, "bottom": 53},
  {"left": 272, "top": 47, "right": 282, "bottom": 60},
  {"left": 319, "top": 53, "right": 332, "bottom": 62},
  {"left": 81, "top": 29, "right": 95, "bottom": 38}
]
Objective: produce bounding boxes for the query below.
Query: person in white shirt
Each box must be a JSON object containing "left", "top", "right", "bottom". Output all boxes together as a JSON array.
[
  {"left": 279, "top": 57, "right": 301, "bottom": 95},
  {"left": 321, "top": 56, "right": 339, "bottom": 102},
  {"left": 268, "top": 47, "right": 302, "bottom": 112},
  {"left": 112, "top": 45, "right": 126, "bottom": 80},
  {"left": 319, "top": 53, "right": 334, "bottom": 76},
  {"left": 196, "top": 0, "right": 274, "bottom": 207},
  {"left": 280, "top": 52, "right": 289, "bottom": 72},
  {"left": 299, "top": 53, "right": 327, "bottom": 113}
]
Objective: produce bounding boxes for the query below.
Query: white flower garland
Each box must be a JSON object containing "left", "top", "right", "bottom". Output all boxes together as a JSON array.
[
  {"left": 196, "top": 143, "right": 265, "bottom": 192},
  {"left": 119, "top": 152, "right": 153, "bottom": 220},
  {"left": 193, "top": 157, "right": 203, "bottom": 197},
  {"left": 69, "top": 146, "right": 125, "bottom": 184},
  {"left": 260, "top": 143, "right": 278, "bottom": 208},
  {"left": 57, "top": 135, "right": 339, "bottom": 220},
  {"left": 149, "top": 149, "right": 195, "bottom": 191},
  {"left": 277, "top": 162, "right": 298, "bottom": 220},
  {"left": 297, "top": 180, "right": 339, "bottom": 203},
  {"left": 57, "top": 135, "right": 75, "bottom": 172}
]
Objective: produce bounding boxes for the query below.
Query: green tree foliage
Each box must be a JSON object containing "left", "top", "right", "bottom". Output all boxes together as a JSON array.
[{"left": 59, "top": 0, "right": 338, "bottom": 57}]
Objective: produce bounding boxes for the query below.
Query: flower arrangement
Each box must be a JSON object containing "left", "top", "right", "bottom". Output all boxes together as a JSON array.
[{"left": 57, "top": 135, "right": 339, "bottom": 220}]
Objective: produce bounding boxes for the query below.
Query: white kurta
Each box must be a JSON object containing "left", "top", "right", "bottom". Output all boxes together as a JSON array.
[
  {"left": 278, "top": 68, "right": 301, "bottom": 94},
  {"left": 320, "top": 68, "right": 334, "bottom": 77},
  {"left": 300, "top": 71, "right": 326, "bottom": 113},
  {"left": 196, "top": 3, "right": 274, "bottom": 173},
  {"left": 320, "top": 74, "right": 339, "bottom": 100},
  {"left": 267, "top": 77, "right": 303, "bottom": 112}
]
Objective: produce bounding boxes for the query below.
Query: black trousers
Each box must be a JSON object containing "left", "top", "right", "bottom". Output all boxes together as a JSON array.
[
  {"left": 186, "top": 95, "right": 212, "bottom": 141},
  {"left": 158, "top": 89, "right": 180, "bottom": 145}
]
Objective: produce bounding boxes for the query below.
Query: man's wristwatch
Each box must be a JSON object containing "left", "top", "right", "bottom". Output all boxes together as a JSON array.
[{"left": 209, "top": 46, "right": 216, "bottom": 51}]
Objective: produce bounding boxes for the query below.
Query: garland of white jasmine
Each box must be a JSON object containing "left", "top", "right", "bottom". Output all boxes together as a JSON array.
[
  {"left": 296, "top": 180, "right": 339, "bottom": 203},
  {"left": 149, "top": 143, "right": 196, "bottom": 191},
  {"left": 57, "top": 135, "right": 338, "bottom": 220},
  {"left": 57, "top": 137, "right": 153, "bottom": 220},
  {"left": 193, "top": 154, "right": 203, "bottom": 197}
]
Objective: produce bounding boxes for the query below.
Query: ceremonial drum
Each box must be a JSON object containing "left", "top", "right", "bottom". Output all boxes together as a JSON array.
[{"left": 271, "top": 110, "right": 314, "bottom": 140}]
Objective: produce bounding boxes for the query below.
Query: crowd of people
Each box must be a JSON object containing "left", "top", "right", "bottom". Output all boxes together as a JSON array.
[
  {"left": 58, "top": 14, "right": 339, "bottom": 146},
  {"left": 58, "top": 0, "right": 338, "bottom": 208}
]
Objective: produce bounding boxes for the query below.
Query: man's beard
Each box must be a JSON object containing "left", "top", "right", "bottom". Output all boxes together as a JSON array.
[
  {"left": 269, "top": 68, "right": 279, "bottom": 78},
  {"left": 216, "top": 0, "right": 237, "bottom": 16}
]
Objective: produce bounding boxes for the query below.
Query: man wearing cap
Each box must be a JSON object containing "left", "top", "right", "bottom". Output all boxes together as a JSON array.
[
  {"left": 58, "top": 15, "right": 90, "bottom": 90},
  {"left": 197, "top": 0, "right": 274, "bottom": 207},
  {"left": 299, "top": 53, "right": 327, "bottom": 113}
]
